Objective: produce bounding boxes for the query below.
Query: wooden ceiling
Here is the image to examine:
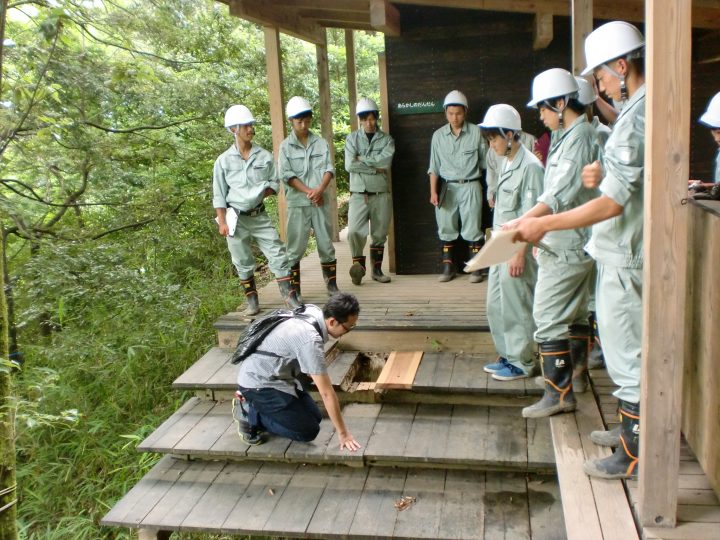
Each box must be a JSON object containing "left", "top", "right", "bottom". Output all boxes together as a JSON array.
[{"left": 218, "top": 0, "right": 720, "bottom": 44}]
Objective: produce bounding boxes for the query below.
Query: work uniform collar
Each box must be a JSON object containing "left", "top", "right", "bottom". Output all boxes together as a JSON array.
[
  {"left": 617, "top": 84, "right": 645, "bottom": 121},
  {"left": 443, "top": 122, "right": 468, "bottom": 137},
  {"left": 550, "top": 115, "right": 588, "bottom": 152},
  {"left": 230, "top": 143, "right": 262, "bottom": 161},
  {"left": 502, "top": 145, "right": 527, "bottom": 175},
  {"left": 289, "top": 130, "right": 319, "bottom": 149}
]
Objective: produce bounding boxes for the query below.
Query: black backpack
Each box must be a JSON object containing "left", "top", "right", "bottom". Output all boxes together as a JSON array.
[{"left": 230, "top": 306, "right": 322, "bottom": 364}]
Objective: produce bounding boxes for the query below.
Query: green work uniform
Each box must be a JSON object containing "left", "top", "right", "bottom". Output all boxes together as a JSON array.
[
  {"left": 278, "top": 131, "right": 336, "bottom": 265},
  {"left": 428, "top": 122, "right": 487, "bottom": 242},
  {"left": 587, "top": 117, "right": 611, "bottom": 313},
  {"left": 714, "top": 148, "right": 720, "bottom": 183},
  {"left": 533, "top": 116, "right": 598, "bottom": 342},
  {"left": 213, "top": 143, "right": 291, "bottom": 280},
  {"left": 585, "top": 86, "right": 646, "bottom": 404},
  {"left": 345, "top": 128, "right": 395, "bottom": 256},
  {"left": 487, "top": 145, "right": 544, "bottom": 373},
  {"left": 485, "top": 131, "right": 537, "bottom": 203}
]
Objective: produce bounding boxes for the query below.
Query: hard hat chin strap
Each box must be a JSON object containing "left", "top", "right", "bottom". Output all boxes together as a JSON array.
[
  {"left": 543, "top": 98, "right": 568, "bottom": 128},
  {"left": 602, "top": 63, "right": 628, "bottom": 100},
  {"left": 501, "top": 130, "right": 515, "bottom": 156}
]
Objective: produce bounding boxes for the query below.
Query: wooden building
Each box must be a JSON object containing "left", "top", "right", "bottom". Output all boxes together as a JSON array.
[{"left": 102, "top": 1, "right": 720, "bottom": 538}]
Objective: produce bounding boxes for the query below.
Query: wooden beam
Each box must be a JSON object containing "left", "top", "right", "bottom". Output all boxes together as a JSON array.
[
  {"left": 273, "top": 0, "right": 370, "bottom": 12},
  {"left": 229, "top": 0, "right": 325, "bottom": 44},
  {"left": 345, "top": 30, "right": 359, "bottom": 131},
  {"left": 571, "top": 0, "right": 593, "bottom": 75},
  {"left": 378, "top": 51, "right": 396, "bottom": 273},
  {"left": 370, "top": 0, "right": 400, "bottom": 37},
  {"left": 315, "top": 32, "right": 340, "bottom": 242},
  {"left": 296, "top": 9, "right": 370, "bottom": 25},
  {"left": 263, "top": 26, "right": 288, "bottom": 241},
  {"left": 639, "top": 0, "right": 691, "bottom": 528},
  {"left": 696, "top": 30, "right": 720, "bottom": 64},
  {"left": 532, "top": 13, "right": 553, "bottom": 50}
]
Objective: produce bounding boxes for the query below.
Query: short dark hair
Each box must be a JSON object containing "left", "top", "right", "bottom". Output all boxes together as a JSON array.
[
  {"left": 323, "top": 292, "right": 360, "bottom": 322},
  {"left": 541, "top": 97, "right": 586, "bottom": 115},
  {"left": 358, "top": 111, "right": 378, "bottom": 121},
  {"left": 291, "top": 111, "right": 312, "bottom": 120},
  {"left": 481, "top": 127, "right": 520, "bottom": 141}
]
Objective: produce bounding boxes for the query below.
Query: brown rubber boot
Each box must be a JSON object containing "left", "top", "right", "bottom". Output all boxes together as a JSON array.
[
  {"left": 277, "top": 276, "right": 302, "bottom": 309},
  {"left": 370, "top": 245, "right": 391, "bottom": 283},
  {"left": 438, "top": 243, "right": 456, "bottom": 282},
  {"left": 570, "top": 324, "right": 592, "bottom": 393},
  {"left": 349, "top": 256, "right": 366, "bottom": 285},
  {"left": 239, "top": 276, "right": 260, "bottom": 316},
  {"left": 468, "top": 241, "right": 485, "bottom": 283},
  {"left": 321, "top": 260, "right": 340, "bottom": 295}
]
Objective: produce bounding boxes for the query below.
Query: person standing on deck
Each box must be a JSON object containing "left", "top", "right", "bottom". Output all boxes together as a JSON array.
[
  {"left": 279, "top": 96, "right": 339, "bottom": 301},
  {"left": 504, "top": 69, "right": 598, "bottom": 419},
  {"left": 513, "top": 22, "right": 646, "bottom": 480},
  {"left": 690, "top": 91, "right": 720, "bottom": 191},
  {"left": 213, "top": 105, "right": 302, "bottom": 316},
  {"left": 428, "top": 90, "right": 488, "bottom": 283},
  {"left": 479, "top": 105, "right": 544, "bottom": 382},
  {"left": 345, "top": 98, "right": 395, "bottom": 286}
]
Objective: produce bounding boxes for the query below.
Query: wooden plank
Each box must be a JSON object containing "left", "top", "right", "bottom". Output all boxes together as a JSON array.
[
  {"left": 533, "top": 12, "right": 553, "bottom": 50},
  {"left": 640, "top": 0, "right": 691, "bottom": 527},
  {"left": 677, "top": 504, "right": 720, "bottom": 523},
  {"left": 571, "top": 0, "right": 593, "bottom": 75},
  {"left": 528, "top": 475, "right": 566, "bottom": 540},
  {"left": 413, "top": 351, "right": 454, "bottom": 390},
  {"left": 284, "top": 415, "right": 336, "bottom": 462},
  {"left": 229, "top": 0, "right": 325, "bottom": 44},
  {"left": 348, "top": 466, "right": 407, "bottom": 537},
  {"left": 172, "top": 348, "right": 230, "bottom": 388},
  {"left": 484, "top": 406, "right": 528, "bottom": 469},
  {"left": 439, "top": 469, "right": 486, "bottom": 539},
  {"left": 378, "top": 50, "right": 395, "bottom": 273},
  {"left": 393, "top": 468, "right": 446, "bottom": 538},
  {"left": 173, "top": 399, "right": 233, "bottom": 454},
  {"left": 345, "top": 30, "right": 358, "bottom": 131},
  {"left": 324, "top": 402, "right": 380, "bottom": 463},
  {"left": 448, "top": 354, "right": 489, "bottom": 392},
  {"left": 306, "top": 466, "right": 368, "bottom": 536},
  {"left": 364, "top": 403, "right": 417, "bottom": 460},
  {"left": 208, "top": 419, "right": 250, "bottom": 456},
  {"left": 138, "top": 398, "right": 213, "bottom": 453},
  {"left": 403, "top": 403, "right": 451, "bottom": 462},
  {"left": 644, "top": 522, "right": 720, "bottom": 539},
  {"left": 443, "top": 405, "right": 488, "bottom": 465},
  {"left": 375, "top": 350, "right": 423, "bottom": 389},
  {"left": 326, "top": 351, "right": 358, "bottom": 387},
  {"left": 370, "top": 0, "right": 400, "bottom": 36},
  {"left": 484, "top": 472, "right": 531, "bottom": 539}
]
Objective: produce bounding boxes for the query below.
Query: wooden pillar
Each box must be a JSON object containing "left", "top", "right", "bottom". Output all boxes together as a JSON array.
[
  {"left": 316, "top": 31, "right": 340, "bottom": 241},
  {"left": 378, "top": 51, "right": 396, "bottom": 273},
  {"left": 345, "top": 30, "right": 358, "bottom": 131},
  {"left": 264, "top": 26, "right": 288, "bottom": 240},
  {"left": 571, "top": 0, "right": 593, "bottom": 75},
  {"left": 639, "top": 0, "right": 691, "bottom": 528}
]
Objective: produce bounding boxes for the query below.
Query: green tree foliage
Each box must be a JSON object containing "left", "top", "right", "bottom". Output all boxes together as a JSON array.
[{"left": 1, "top": 1, "right": 383, "bottom": 537}]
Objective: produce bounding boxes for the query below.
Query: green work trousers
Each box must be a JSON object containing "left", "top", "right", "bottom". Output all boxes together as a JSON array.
[
  {"left": 533, "top": 250, "right": 594, "bottom": 342},
  {"left": 435, "top": 181, "right": 483, "bottom": 242},
  {"left": 226, "top": 211, "right": 291, "bottom": 280},
  {"left": 347, "top": 192, "right": 391, "bottom": 257},
  {"left": 486, "top": 250, "right": 538, "bottom": 373},
  {"left": 596, "top": 263, "right": 642, "bottom": 403},
  {"left": 286, "top": 204, "right": 336, "bottom": 265}
]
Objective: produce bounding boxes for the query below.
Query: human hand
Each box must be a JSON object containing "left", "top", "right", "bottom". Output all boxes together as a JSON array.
[
  {"left": 263, "top": 187, "right": 276, "bottom": 198},
  {"left": 502, "top": 217, "right": 522, "bottom": 231},
  {"left": 307, "top": 188, "right": 324, "bottom": 206},
  {"left": 376, "top": 168, "right": 386, "bottom": 174},
  {"left": 508, "top": 250, "right": 525, "bottom": 277},
  {"left": 430, "top": 192, "right": 439, "bottom": 206},
  {"left": 338, "top": 432, "right": 362, "bottom": 452},
  {"left": 513, "top": 217, "right": 547, "bottom": 244},
  {"left": 218, "top": 222, "right": 229, "bottom": 237},
  {"left": 488, "top": 195, "right": 495, "bottom": 209},
  {"left": 582, "top": 161, "right": 603, "bottom": 189}
]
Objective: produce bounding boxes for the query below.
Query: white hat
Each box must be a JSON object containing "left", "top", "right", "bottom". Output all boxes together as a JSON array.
[
  {"left": 443, "top": 90, "right": 468, "bottom": 109},
  {"left": 286, "top": 96, "right": 312, "bottom": 119},
  {"left": 581, "top": 21, "right": 644, "bottom": 76},
  {"left": 575, "top": 77, "right": 598, "bottom": 106},
  {"left": 480, "top": 104, "right": 522, "bottom": 132},
  {"left": 699, "top": 92, "right": 720, "bottom": 128},
  {"left": 527, "top": 68, "right": 579, "bottom": 108},
  {"left": 356, "top": 97, "right": 379, "bottom": 116},
  {"left": 224, "top": 105, "right": 255, "bottom": 127}
]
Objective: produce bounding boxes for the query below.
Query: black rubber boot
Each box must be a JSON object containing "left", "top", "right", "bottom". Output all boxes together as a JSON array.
[
  {"left": 277, "top": 276, "right": 302, "bottom": 309},
  {"left": 522, "top": 339, "right": 576, "bottom": 418},
  {"left": 239, "top": 276, "right": 260, "bottom": 316},
  {"left": 584, "top": 400, "right": 639, "bottom": 478},
  {"left": 290, "top": 262, "right": 303, "bottom": 304},
  {"left": 349, "top": 256, "right": 366, "bottom": 286},
  {"left": 570, "top": 324, "right": 592, "bottom": 393},
  {"left": 438, "top": 243, "right": 456, "bottom": 282},
  {"left": 588, "top": 312, "right": 605, "bottom": 369},
  {"left": 468, "top": 241, "right": 485, "bottom": 283},
  {"left": 232, "top": 391, "right": 264, "bottom": 446},
  {"left": 590, "top": 424, "right": 622, "bottom": 447},
  {"left": 321, "top": 260, "right": 340, "bottom": 295},
  {"left": 370, "top": 245, "right": 391, "bottom": 283}
]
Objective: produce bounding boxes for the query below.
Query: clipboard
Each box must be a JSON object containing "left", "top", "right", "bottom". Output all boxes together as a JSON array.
[
  {"left": 464, "top": 229, "right": 526, "bottom": 272},
  {"left": 215, "top": 207, "right": 238, "bottom": 237},
  {"left": 436, "top": 177, "right": 448, "bottom": 208}
]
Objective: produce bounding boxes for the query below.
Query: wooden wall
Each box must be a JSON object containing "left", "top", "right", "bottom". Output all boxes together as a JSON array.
[
  {"left": 384, "top": 6, "right": 717, "bottom": 273},
  {"left": 683, "top": 201, "right": 720, "bottom": 497}
]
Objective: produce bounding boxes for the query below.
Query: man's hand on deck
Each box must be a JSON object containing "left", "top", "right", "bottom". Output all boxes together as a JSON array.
[{"left": 338, "top": 432, "right": 362, "bottom": 452}]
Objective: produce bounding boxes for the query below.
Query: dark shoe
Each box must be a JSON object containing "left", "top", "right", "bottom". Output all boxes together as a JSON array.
[
  {"left": 468, "top": 241, "right": 484, "bottom": 283},
  {"left": 492, "top": 363, "right": 528, "bottom": 381},
  {"left": 370, "top": 245, "right": 391, "bottom": 283},
  {"left": 277, "top": 276, "right": 302, "bottom": 309},
  {"left": 522, "top": 340, "right": 576, "bottom": 418},
  {"left": 483, "top": 356, "right": 510, "bottom": 374},
  {"left": 570, "top": 324, "right": 591, "bottom": 393},
  {"left": 290, "top": 262, "right": 303, "bottom": 304},
  {"left": 588, "top": 312, "right": 605, "bottom": 369},
  {"left": 239, "top": 276, "right": 260, "bottom": 316},
  {"left": 437, "top": 243, "right": 456, "bottom": 282},
  {"left": 321, "top": 260, "right": 340, "bottom": 295},
  {"left": 232, "top": 393, "right": 264, "bottom": 446},
  {"left": 590, "top": 424, "right": 622, "bottom": 447},
  {"left": 584, "top": 400, "right": 639, "bottom": 478},
  {"left": 349, "top": 256, "right": 366, "bottom": 285}
]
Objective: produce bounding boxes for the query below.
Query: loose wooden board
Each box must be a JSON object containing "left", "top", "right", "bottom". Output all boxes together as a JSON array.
[{"left": 375, "top": 350, "right": 423, "bottom": 389}]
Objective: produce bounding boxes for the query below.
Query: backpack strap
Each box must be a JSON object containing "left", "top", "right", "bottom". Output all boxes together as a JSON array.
[{"left": 253, "top": 312, "right": 324, "bottom": 359}]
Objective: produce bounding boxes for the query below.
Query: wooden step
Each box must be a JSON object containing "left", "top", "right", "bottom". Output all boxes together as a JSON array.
[
  {"left": 173, "top": 348, "right": 543, "bottom": 402},
  {"left": 137, "top": 397, "right": 555, "bottom": 473},
  {"left": 101, "top": 455, "right": 565, "bottom": 539}
]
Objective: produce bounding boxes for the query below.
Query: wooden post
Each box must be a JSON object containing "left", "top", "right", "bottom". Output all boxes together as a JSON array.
[
  {"left": 571, "top": 0, "right": 593, "bottom": 75},
  {"left": 345, "top": 30, "right": 358, "bottom": 131},
  {"left": 316, "top": 31, "right": 340, "bottom": 241},
  {"left": 639, "top": 0, "right": 691, "bottom": 528},
  {"left": 378, "top": 51, "right": 396, "bottom": 273},
  {"left": 263, "top": 26, "right": 288, "bottom": 241}
]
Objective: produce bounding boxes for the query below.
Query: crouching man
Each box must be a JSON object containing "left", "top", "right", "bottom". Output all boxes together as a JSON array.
[{"left": 234, "top": 292, "right": 361, "bottom": 451}]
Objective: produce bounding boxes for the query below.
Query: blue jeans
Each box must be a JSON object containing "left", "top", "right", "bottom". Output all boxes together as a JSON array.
[{"left": 239, "top": 386, "right": 322, "bottom": 442}]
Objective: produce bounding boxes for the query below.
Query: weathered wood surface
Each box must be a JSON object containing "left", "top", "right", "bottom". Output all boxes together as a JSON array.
[
  {"left": 375, "top": 350, "right": 423, "bottom": 389},
  {"left": 137, "top": 398, "right": 554, "bottom": 472},
  {"left": 102, "top": 456, "right": 564, "bottom": 538}
]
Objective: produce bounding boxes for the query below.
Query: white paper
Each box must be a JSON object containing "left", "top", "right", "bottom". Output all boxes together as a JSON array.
[
  {"left": 215, "top": 207, "right": 238, "bottom": 237},
  {"left": 464, "top": 229, "right": 527, "bottom": 272}
]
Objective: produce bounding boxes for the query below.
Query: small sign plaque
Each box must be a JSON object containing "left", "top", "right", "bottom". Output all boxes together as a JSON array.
[{"left": 395, "top": 100, "right": 444, "bottom": 115}]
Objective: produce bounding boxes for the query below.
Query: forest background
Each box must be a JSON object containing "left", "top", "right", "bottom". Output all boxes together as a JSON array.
[{"left": 0, "top": 0, "right": 383, "bottom": 538}]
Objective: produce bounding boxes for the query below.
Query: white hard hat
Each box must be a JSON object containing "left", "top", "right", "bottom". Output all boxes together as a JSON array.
[
  {"left": 286, "top": 96, "right": 312, "bottom": 119},
  {"left": 699, "top": 92, "right": 720, "bottom": 128},
  {"left": 224, "top": 105, "right": 255, "bottom": 127},
  {"left": 356, "top": 97, "right": 379, "bottom": 116},
  {"left": 443, "top": 90, "right": 468, "bottom": 109},
  {"left": 480, "top": 104, "right": 522, "bottom": 132},
  {"left": 527, "top": 68, "right": 579, "bottom": 108},
  {"left": 581, "top": 21, "right": 644, "bottom": 76},
  {"left": 575, "top": 77, "right": 598, "bottom": 106}
]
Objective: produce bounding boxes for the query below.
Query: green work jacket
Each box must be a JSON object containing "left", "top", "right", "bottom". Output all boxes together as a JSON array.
[
  {"left": 278, "top": 131, "right": 335, "bottom": 208},
  {"left": 428, "top": 122, "right": 487, "bottom": 180},
  {"left": 212, "top": 144, "right": 278, "bottom": 212},
  {"left": 493, "top": 145, "right": 545, "bottom": 228},
  {"left": 344, "top": 129, "right": 395, "bottom": 193}
]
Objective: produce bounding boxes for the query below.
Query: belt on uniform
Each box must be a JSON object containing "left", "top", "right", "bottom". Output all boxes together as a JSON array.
[
  {"left": 351, "top": 191, "right": 383, "bottom": 196},
  {"left": 232, "top": 203, "right": 265, "bottom": 217},
  {"left": 445, "top": 178, "right": 480, "bottom": 184}
]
